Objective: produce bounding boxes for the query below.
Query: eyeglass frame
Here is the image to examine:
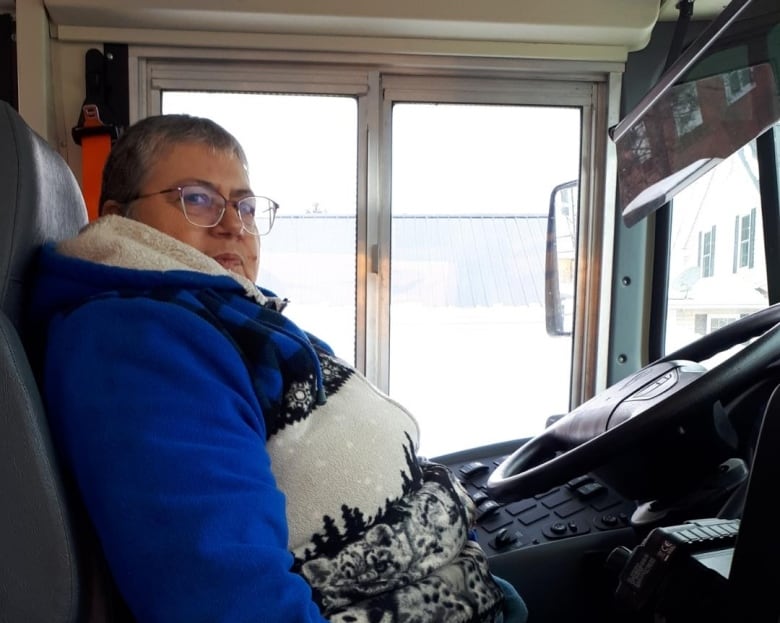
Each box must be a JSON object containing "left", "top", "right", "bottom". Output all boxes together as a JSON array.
[{"left": 128, "top": 184, "right": 279, "bottom": 236}]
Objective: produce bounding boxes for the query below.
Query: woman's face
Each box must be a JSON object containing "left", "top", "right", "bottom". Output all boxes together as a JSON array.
[{"left": 109, "top": 141, "right": 261, "bottom": 283}]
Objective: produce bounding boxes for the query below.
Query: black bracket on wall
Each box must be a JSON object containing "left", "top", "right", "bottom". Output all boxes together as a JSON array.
[
  {"left": 71, "top": 43, "right": 129, "bottom": 145},
  {"left": 0, "top": 14, "right": 17, "bottom": 110}
]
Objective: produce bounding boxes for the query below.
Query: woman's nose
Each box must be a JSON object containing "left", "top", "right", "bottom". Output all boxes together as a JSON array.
[{"left": 216, "top": 202, "right": 246, "bottom": 234}]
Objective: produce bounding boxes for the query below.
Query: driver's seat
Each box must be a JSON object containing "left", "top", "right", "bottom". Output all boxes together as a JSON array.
[{"left": 0, "top": 100, "right": 129, "bottom": 622}]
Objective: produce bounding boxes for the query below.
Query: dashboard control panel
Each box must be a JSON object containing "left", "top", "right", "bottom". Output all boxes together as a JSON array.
[{"left": 442, "top": 453, "right": 638, "bottom": 555}]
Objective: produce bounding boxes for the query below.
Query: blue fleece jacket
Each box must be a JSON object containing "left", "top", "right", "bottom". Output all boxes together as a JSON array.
[
  {"left": 31, "top": 216, "right": 507, "bottom": 623},
  {"left": 32, "top": 240, "right": 329, "bottom": 622}
]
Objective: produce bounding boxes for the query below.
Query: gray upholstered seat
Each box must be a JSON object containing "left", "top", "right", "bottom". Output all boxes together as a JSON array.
[{"left": 0, "top": 100, "right": 128, "bottom": 622}]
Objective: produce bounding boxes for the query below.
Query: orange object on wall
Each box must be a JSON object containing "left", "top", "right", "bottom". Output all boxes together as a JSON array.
[{"left": 77, "top": 104, "right": 113, "bottom": 221}]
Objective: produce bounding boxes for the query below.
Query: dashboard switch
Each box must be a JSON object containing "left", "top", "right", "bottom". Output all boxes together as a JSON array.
[
  {"left": 476, "top": 499, "right": 502, "bottom": 520},
  {"left": 491, "top": 527, "right": 521, "bottom": 550},
  {"left": 459, "top": 461, "right": 490, "bottom": 479}
]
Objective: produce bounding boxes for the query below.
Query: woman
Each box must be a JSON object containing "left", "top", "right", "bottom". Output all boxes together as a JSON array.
[{"left": 32, "top": 114, "right": 527, "bottom": 622}]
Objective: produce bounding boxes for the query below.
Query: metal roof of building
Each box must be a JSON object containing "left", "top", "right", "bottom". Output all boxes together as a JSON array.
[{"left": 262, "top": 214, "right": 548, "bottom": 308}]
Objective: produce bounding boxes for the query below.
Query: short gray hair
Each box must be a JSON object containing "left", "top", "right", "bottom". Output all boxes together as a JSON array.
[{"left": 99, "top": 114, "right": 248, "bottom": 214}]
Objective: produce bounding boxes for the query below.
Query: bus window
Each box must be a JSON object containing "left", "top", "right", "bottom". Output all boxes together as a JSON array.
[
  {"left": 389, "top": 103, "right": 580, "bottom": 456},
  {"left": 666, "top": 138, "right": 769, "bottom": 355},
  {"left": 162, "top": 92, "right": 359, "bottom": 362},
  {"left": 153, "top": 67, "right": 605, "bottom": 459}
]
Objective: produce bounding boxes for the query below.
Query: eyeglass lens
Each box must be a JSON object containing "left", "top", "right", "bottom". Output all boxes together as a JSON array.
[{"left": 179, "top": 185, "right": 276, "bottom": 235}]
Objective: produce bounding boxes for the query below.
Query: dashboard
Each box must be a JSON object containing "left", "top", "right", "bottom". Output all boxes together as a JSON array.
[
  {"left": 435, "top": 440, "right": 642, "bottom": 621},
  {"left": 438, "top": 443, "right": 637, "bottom": 556}
]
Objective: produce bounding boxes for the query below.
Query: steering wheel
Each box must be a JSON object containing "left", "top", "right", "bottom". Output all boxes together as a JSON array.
[{"left": 486, "top": 303, "right": 780, "bottom": 502}]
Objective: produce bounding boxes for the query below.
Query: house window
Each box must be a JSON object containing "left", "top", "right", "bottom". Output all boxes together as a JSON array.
[
  {"left": 672, "top": 82, "right": 703, "bottom": 137},
  {"left": 694, "top": 313, "right": 707, "bottom": 335},
  {"left": 733, "top": 208, "right": 756, "bottom": 270},
  {"left": 699, "top": 226, "right": 716, "bottom": 277},
  {"left": 723, "top": 67, "right": 755, "bottom": 105},
  {"left": 628, "top": 120, "right": 652, "bottom": 164}
]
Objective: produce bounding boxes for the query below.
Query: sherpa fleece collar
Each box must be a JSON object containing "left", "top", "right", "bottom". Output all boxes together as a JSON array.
[{"left": 57, "top": 215, "right": 269, "bottom": 305}]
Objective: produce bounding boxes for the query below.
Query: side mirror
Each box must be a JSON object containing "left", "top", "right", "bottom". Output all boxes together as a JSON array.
[{"left": 545, "top": 180, "right": 578, "bottom": 336}]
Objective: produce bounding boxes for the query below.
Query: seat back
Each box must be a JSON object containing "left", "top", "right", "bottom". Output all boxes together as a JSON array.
[{"left": 0, "top": 100, "right": 103, "bottom": 622}]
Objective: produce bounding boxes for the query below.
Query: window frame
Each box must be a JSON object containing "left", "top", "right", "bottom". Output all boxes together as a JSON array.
[{"left": 130, "top": 48, "right": 620, "bottom": 405}]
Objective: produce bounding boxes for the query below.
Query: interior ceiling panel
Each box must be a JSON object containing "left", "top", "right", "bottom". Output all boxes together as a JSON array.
[{"left": 43, "top": 0, "right": 665, "bottom": 48}]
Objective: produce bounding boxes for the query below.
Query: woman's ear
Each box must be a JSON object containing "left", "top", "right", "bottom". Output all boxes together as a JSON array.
[{"left": 100, "top": 200, "right": 124, "bottom": 216}]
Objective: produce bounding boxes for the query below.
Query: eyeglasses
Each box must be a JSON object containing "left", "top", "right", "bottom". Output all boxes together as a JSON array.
[{"left": 131, "top": 185, "right": 279, "bottom": 236}]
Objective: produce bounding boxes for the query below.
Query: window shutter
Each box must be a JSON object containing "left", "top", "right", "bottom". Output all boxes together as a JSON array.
[{"left": 749, "top": 207, "right": 756, "bottom": 268}]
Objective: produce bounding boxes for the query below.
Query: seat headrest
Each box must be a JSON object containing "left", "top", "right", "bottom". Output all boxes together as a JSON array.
[{"left": 0, "top": 101, "right": 88, "bottom": 327}]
